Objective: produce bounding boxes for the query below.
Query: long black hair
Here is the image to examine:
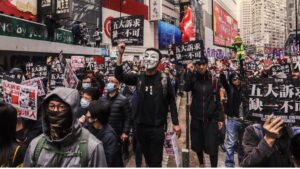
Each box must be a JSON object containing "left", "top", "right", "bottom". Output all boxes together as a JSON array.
[{"left": 0, "top": 102, "right": 18, "bottom": 166}]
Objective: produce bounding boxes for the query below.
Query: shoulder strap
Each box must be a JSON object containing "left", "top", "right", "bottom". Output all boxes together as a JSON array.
[
  {"left": 137, "top": 72, "right": 145, "bottom": 92},
  {"left": 12, "top": 145, "right": 21, "bottom": 166},
  {"left": 79, "top": 129, "right": 89, "bottom": 167},
  {"left": 253, "top": 124, "right": 264, "bottom": 141},
  {"left": 211, "top": 77, "right": 219, "bottom": 101},
  {"left": 161, "top": 73, "right": 168, "bottom": 97},
  {"left": 33, "top": 136, "right": 46, "bottom": 167}
]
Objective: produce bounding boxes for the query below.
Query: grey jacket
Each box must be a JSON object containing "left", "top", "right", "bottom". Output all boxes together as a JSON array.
[{"left": 23, "top": 87, "right": 107, "bottom": 167}]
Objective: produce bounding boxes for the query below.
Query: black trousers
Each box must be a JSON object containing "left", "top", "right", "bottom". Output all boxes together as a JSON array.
[{"left": 136, "top": 124, "right": 165, "bottom": 167}]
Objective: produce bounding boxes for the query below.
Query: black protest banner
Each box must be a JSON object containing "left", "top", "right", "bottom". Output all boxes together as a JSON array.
[
  {"left": 246, "top": 62, "right": 258, "bottom": 72},
  {"left": 86, "top": 57, "right": 96, "bottom": 71},
  {"left": 30, "top": 64, "right": 48, "bottom": 78},
  {"left": 271, "top": 64, "right": 291, "bottom": 76},
  {"left": 105, "top": 58, "right": 116, "bottom": 76},
  {"left": 111, "top": 16, "right": 144, "bottom": 46},
  {"left": 245, "top": 78, "right": 300, "bottom": 125},
  {"left": 291, "top": 56, "right": 300, "bottom": 71},
  {"left": 174, "top": 40, "right": 204, "bottom": 65},
  {"left": 49, "top": 59, "right": 65, "bottom": 90}
]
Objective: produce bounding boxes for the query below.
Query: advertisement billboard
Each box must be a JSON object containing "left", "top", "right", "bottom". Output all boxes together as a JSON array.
[
  {"left": 213, "top": 1, "right": 238, "bottom": 47},
  {"left": 158, "top": 21, "right": 181, "bottom": 49},
  {"left": 0, "top": 0, "right": 37, "bottom": 21}
]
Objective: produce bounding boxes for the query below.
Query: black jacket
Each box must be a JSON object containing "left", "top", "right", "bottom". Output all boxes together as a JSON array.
[
  {"left": 241, "top": 125, "right": 291, "bottom": 167},
  {"left": 185, "top": 71, "right": 224, "bottom": 121},
  {"left": 115, "top": 65, "right": 179, "bottom": 126},
  {"left": 219, "top": 73, "right": 243, "bottom": 118},
  {"left": 101, "top": 93, "right": 131, "bottom": 136},
  {"left": 93, "top": 124, "right": 123, "bottom": 167}
]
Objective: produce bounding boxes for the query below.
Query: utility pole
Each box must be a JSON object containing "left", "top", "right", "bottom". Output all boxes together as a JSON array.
[{"left": 296, "top": 0, "right": 299, "bottom": 50}]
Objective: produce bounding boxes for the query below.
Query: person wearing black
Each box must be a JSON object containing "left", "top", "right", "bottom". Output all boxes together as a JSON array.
[
  {"left": 241, "top": 116, "right": 292, "bottom": 167},
  {"left": 219, "top": 71, "right": 245, "bottom": 167},
  {"left": 0, "top": 102, "right": 25, "bottom": 167},
  {"left": 185, "top": 59, "right": 224, "bottom": 167},
  {"left": 115, "top": 42, "right": 181, "bottom": 167},
  {"left": 45, "top": 15, "right": 60, "bottom": 41},
  {"left": 71, "top": 21, "right": 82, "bottom": 45},
  {"left": 290, "top": 133, "right": 300, "bottom": 167},
  {"left": 86, "top": 100, "right": 123, "bottom": 167}
]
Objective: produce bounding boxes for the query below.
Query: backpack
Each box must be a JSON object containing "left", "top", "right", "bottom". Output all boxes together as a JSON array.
[
  {"left": 32, "top": 129, "right": 89, "bottom": 167},
  {"left": 252, "top": 123, "right": 300, "bottom": 140}
]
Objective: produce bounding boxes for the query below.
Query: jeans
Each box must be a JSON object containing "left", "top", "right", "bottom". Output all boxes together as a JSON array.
[{"left": 225, "top": 118, "right": 244, "bottom": 167}]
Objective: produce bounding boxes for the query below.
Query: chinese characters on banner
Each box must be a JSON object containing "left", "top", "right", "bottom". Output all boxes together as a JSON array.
[
  {"left": 49, "top": 59, "right": 65, "bottom": 90},
  {"left": 245, "top": 78, "right": 300, "bottom": 125},
  {"left": 28, "top": 64, "right": 48, "bottom": 79},
  {"left": 271, "top": 64, "right": 291, "bottom": 76},
  {"left": 71, "top": 56, "right": 86, "bottom": 69},
  {"left": 149, "top": 0, "right": 162, "bottom": 21},
  {"left": 21, "top": 78, "right": 46, "bottom": 97},
  {"left": 111, "top": 16, "right": 144, "bottom": 46},
  {"left": 55, "top": 0, "right": 71, "bottom": 18},
  {"left": 291, "top": 55, "right": 300, "bottom": 71},
  {"left": 174, "top": 40, "right": 204, "bottom": 65},
  {"left": 2, "top": 81, "right": 38, "bottom": 120}
]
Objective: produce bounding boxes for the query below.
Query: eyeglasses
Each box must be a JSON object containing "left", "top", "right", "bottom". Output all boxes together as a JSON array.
[
  {"left": 48, "top": 104, "right": 67, "bottom": 111},
  {"left": 232, "top": 78, "right": 240, "bottom": 81}
]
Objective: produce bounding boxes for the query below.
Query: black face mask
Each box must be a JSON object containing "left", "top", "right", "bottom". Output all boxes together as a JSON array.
[
  {"left": 87, "top": 123, "right": 99, "bottom": 135},
  {"left": 45, "top": 109, "right": 72, "bottom": 140}
]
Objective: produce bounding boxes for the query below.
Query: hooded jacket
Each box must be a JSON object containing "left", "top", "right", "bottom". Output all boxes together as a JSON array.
[{"left": 23, "top": 87, "right": 107, "bottom": 167}]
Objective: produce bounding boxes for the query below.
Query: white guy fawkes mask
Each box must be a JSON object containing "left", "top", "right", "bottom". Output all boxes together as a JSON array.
[{"left": 143, "top": 50, "right": 160, "bottom": 70}]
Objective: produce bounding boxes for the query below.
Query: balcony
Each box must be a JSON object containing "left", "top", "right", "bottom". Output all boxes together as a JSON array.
[{"left": 0, "top": 14, "right": 108, "bottom": 56}]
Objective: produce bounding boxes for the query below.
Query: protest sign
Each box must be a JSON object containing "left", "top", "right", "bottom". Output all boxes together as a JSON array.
[
  {"left": 271, "top": 64, "right": 291, "bottom": 76},
  {"left": 71, "top": 56, "right": 86, "bottom": 69},
  {"left": 64, "top": 62, "right": 79, "bottom": 89},
  {"left": 245, "top": 78, "right": 300, "bottom": 125},
  {"left": 30, "top": 64, "right": 48, "bottom": 78},
  {"left": 246, "top": 62, "right": 258, "bottom": 72},
  {"left": 111, "top": 16, "right": 144, "bottom": 46},
  {"left": 164, "top": 132, "right": 180, "bottom": 167},
  {"left": 2, "top": 81, "right": 38, "bottom": 120},
  {"left": 174, "top": 40, "right": 204, "bottom": 65},
  {"left": 105, "top": 58, "right": 116, "bottom": 76},
  {"left": 21, "top": 78, "right": 46, "bottom": 96},
  {"left": 85, "top": 57, "right": 96, "bottom": 71},
  {"left": 49, "top": 72, "right": 64, "bottom": 90}
]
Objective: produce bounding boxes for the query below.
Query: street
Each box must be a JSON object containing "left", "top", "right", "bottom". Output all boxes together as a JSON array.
[{"left": 126, "top": 93, "right": 239, "bottom": 167}]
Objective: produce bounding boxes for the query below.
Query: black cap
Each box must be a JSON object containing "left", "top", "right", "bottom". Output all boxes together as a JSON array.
[{"left": 195, "top": 56, "right": 208, "bottom": 65}]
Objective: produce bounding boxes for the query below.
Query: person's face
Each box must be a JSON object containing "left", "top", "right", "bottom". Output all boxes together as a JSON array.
[
  {"left": 86, "top": 111, "right": 96, "bottom": 124},
  {"left": 108, "top": 77, "right": 120, "bottom": 89},
  {"left": 48, "top": 100, "right": 68, "bottom": 112},
  {"left": 232, "top": 78, "right": 241, "bottom": 86},
  {"left": 82, "top": 78, "right": 91, "bottom": 84},
  {"left": 144, "top": 50, "right": 160, "bottom": 70},
  {"left": 195, "top": 63, "right": 208, "bottom": 75},
  {"left": 164, "top": 68, "right": 170, "bottom": 74},
  {"left": 82, "top": 93, "right": 93, "bottom": 102}
]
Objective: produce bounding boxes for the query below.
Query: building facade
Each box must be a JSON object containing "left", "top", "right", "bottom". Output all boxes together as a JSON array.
[{"left": 239, "top": 0, "right": 251, "bottom": 45}]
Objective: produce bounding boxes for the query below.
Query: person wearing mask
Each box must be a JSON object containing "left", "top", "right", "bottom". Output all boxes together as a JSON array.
[
  {"left": 290, "top": 133, "right": 300, "bottom": 167},
  {"left": 86, "top": 100, "right": 123, "bottom": 167},
  {"left": 78, "top": 88, "right": 100, "bottom": 124},
  {"left": 185, "top": 59, "right": 224, "bottom": 167},
  {"left": 23, "top": 87, "right": 107, "bottom": 167},
  {"left": 81, "top": 76, "right": 93, "bottom": 90},
  {"left": 115, "top": 42, "right": 181, "bottom": 167},
  {"left": 0, "top": 102, "right": 25, "bottom": 167},
  {"left": 102, "top": 76, "right": 131, "bottom": 162},
  {"left": 241, "top": 116, "right": 292, "bottom": 167},
  {"left": 219, "top": 71, "right": 245, "bottom": 167}
]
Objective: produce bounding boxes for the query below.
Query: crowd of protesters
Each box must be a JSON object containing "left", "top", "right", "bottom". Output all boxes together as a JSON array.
[{"left": 1, "top": 42, "right": 300, "bottom": 168}]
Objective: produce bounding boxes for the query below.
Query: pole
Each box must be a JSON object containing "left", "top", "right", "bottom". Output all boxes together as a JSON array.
[
  {"left": 120, "top": 0, "right": 123, "bottom": 18},
  {"left": 296, "top": 0, "right": 298, "bottom": 50},
  {"left": 182, "top": 91, "right": 190, "bottom": 167}
]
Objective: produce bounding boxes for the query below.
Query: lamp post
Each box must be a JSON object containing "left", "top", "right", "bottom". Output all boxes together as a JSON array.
[
  {"left": 120, "top": 0, "right": 126, "bottom": 17},
  {"left": 296, "top": 0, "right": 299, "bottom": 50}
]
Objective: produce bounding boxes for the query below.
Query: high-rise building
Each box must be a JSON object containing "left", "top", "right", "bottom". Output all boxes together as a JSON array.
[
  {"left": 286, "top": 0, "right": 300, "bottom": 36},
  {"left": 239, "top": 0, "right": 251, "bottom": 45},
  {"left": 249, "top": 0, "right": 287, "bottom": 48}
]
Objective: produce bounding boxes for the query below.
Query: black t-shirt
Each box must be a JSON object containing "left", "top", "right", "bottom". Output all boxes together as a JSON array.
[{"left": 138, "top": 74, "right": 156, "bottom": 125}]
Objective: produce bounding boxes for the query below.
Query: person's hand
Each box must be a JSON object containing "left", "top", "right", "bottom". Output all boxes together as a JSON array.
[
  {"left": 173, "top": 125, "right": 182, "bottom": 138},
  {"left": 118, "top": 42, "right": 126, "bottom": 56},
  {"left": 79, "top": 115, "right": 86, "bottom": 124},
  {"left": 263, "top": 115, "right": 284, "bottom": 147},
  {"left": 120, "top": 133, "right": 129, "bottom": 142},
  {"left": 218, "top": 121, "right": 224, "bottom": 130},
  {"left": 187, "top": 63, "right": 195, "bottom": 73}
]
